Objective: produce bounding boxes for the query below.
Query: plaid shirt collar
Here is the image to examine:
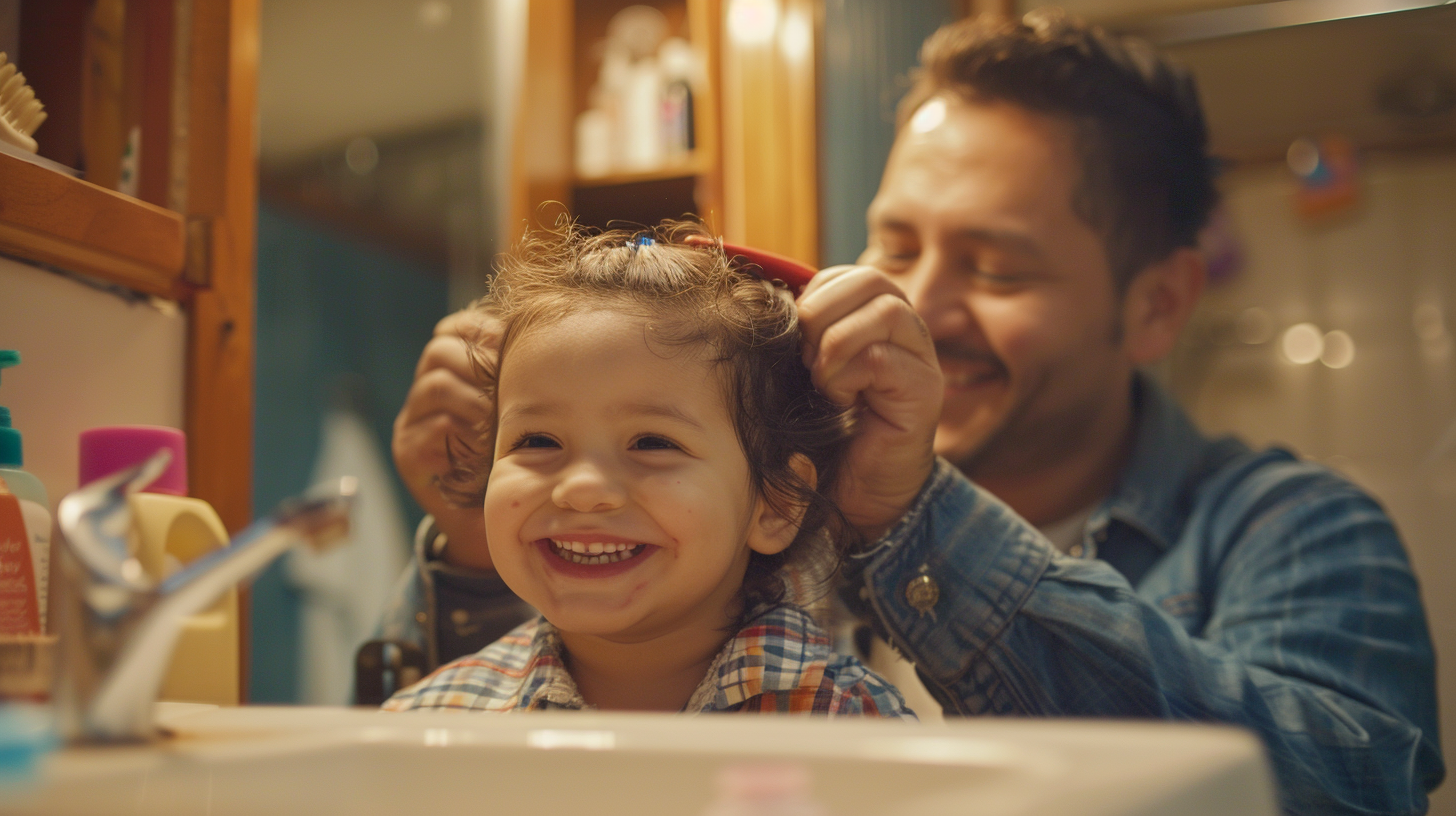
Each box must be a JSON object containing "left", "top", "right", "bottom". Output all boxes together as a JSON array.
[
  {"left": 515, "top": 605, "right": 833, "bottom": 712},
  {"left": 393, "top": 604, "right": 847, "bottom": 713}
]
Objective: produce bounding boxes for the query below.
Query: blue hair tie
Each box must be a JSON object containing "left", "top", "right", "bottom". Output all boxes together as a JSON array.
[{"left": 630, "top": 235, "right": 656, "bottom": 252}]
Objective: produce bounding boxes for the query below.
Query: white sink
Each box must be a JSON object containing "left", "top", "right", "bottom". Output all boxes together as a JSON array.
[{"left": 2, "top": 704, "right": 1278, "bottom": 816}]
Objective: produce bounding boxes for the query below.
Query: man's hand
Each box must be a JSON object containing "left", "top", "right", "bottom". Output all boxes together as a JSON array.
[
  {"left": 797, "top": 266, "right": 943, "bottom": 542},
  {"left": 392, "top": 310, "right": 500, "bottom": 571}
]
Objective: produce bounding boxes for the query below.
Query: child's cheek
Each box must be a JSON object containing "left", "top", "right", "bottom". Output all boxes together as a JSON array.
[{"left": 483, "top": 466, "right": 530, "bottom": 547}]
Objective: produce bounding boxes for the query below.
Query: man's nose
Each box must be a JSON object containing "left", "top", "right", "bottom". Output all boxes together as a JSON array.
[
  {"left": 551, "top": 458, "right": 627, "bottom": 513},
  {"left": 900, "top": 250, "right": 972, "bottom": 338}
]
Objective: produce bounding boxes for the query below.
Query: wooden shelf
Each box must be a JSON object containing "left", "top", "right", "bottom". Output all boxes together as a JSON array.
[
  {"left": 573, "top": 159, "right": 709, "bottom": 189},
  {"left": 513, "top": 0, "right": 725, "bottom": 235},
  {"left": 0, "top": 150, "right": 185, "bottom": 298},
  {"left": 517, "top": 0, "right": 819, "bottom": 264}
]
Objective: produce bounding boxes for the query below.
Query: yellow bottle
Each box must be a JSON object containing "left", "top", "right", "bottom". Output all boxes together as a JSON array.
[{"left": 79, "top": 426, "right": 239, "bottom": 705}]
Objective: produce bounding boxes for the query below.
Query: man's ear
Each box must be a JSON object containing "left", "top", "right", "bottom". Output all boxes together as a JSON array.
[
  {"left": 747, "top": 454, "right": 818, "bottom": 556},
  {"left": 1120, "top": 246, "right": 1206, "bottom": 366}
]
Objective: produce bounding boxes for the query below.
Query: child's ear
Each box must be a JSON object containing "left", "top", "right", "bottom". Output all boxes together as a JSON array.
[{"left": 746, "top": 454, "right": 817, "bottom": 556}]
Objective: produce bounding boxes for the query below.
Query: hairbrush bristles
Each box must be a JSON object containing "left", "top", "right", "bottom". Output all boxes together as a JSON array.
[{"left": 0, "top": 53, "right": 48, "bottom": 154}]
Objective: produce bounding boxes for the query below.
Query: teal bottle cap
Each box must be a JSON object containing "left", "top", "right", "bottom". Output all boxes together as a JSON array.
[
  {"left": 0, "top": 351, "right": 18, "bottom": 467},
  {"left": 0, "top": 407, "right": 17, "bottom": 467}
]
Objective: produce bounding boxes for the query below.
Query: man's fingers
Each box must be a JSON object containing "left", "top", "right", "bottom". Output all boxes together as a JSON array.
[
  {"left": 809, "top": 293, "right": 933, "bottom": 385},
  {"left": 435, "top": 309, "right": 502, "bottom": 347},
  {"left": 394, "top": 413, "right": 483, "bottom": 470},
  {"left": 797, "top": 266, "right": 913, "bottom": 356},
  {"left": 413, "top": 330, "right": 496, "bottom": 382},
  {"left": 814, "top": 339, "right": 940, "bottom": 415},
  {"left": 415, "top": 311, "right": 502, "bottom": 380},
  {"left": 796, "top": 264, "right": 860, "bottom": 300},
  {"left": 397, "top": 366, "right": 491, "bottom": 427}
]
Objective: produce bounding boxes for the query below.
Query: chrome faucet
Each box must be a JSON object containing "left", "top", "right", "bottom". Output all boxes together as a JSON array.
[{"left": 52, "top": 451, "right": 354, "bottom": 742}]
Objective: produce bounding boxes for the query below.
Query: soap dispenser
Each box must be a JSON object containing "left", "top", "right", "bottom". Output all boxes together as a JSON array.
[
  {"left": 0, "top": 350, "right": 51, "bottom": 636},
  {"left": 77, "top": 426, "right": 239, "bottom": 706}
]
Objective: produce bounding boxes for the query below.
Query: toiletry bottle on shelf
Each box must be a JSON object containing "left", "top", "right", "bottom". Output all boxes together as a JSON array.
[
  {"left": 0, "top": 351, "right": 50, "bottom": 635},
  {"left": 78, "top": 426, "right": 239, "bottom": 706},
  {"left": 0, "top": 351, "right": 55, "bottom": 701},
  {"left": 659, "top": 37, "right": 697, "bottom": 161}
]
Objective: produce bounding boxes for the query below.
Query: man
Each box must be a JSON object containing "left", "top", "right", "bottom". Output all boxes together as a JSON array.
[{"left": 380, "top": 11, "right": 1442, "bottom": 814}]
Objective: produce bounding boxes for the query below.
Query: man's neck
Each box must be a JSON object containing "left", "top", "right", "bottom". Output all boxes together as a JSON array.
[
  {"left": 970, "top": 384, "right": 1136, "bottom": 528},
  {"left": 558, "top": 619, "right": 731, "bottom": 712}
]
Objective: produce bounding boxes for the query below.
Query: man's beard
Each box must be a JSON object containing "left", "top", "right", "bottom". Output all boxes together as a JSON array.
[
  {"left": 932, "top": 339, "right": 1016, "bottom": 476},
  {"left": 934, "top": 344, "right": 1091, "bottom": 482},
  {"left": 933, "top": 338, "right": 1008, "bottom": 390}
]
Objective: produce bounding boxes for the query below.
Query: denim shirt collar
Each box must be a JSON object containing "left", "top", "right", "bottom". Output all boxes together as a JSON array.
[{"left": 1094, "top": 375, "right": 1217, "bottom": 552}]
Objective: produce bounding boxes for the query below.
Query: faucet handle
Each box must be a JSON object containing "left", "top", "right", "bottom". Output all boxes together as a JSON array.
[
  {"left": 55, "top": 473, "right": 356, "bottom": 742},
  {"left": 157, "top": 477, "right": 357, "bottom": 595},
  {"left": 283, "top": 475, "right": 357, "bottom": 547},
  {"left": 57, "top": 449, "right": 172, "bottom": 601}
]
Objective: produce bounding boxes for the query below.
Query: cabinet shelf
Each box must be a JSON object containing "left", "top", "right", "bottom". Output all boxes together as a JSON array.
[
  {"left": 0, "top": 150, "right": 185, "bottom": 298},
  {"left": 573, "top": 158, "right": 710, "bottom": 189}
]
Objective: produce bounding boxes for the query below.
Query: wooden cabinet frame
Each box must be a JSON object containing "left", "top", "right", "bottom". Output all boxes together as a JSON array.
[
  {"left": 177, "top": 0, "right": 258, "bottom": 537},
  {"left": 0, "top": 0, "right": 257, "bottom": 536}
]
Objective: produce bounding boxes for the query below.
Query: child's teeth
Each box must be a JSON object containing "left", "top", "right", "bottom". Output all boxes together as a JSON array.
[{"left": 551, "top": 540, "right": 641, "bottom": 565}]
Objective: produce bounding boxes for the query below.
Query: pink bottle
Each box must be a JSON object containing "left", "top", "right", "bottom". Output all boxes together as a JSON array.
[{"left": 79, "top": 426, "right": 239, "bottom": 705}]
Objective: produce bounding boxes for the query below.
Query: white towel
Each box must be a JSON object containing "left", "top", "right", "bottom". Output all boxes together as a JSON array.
[{"left": 286, "top": 406, "right": 409, "bottom": 705}]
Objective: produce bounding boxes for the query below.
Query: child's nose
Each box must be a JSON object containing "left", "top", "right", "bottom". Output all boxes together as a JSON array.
[{"left": 551, "top": 459, "right": 627, "bottom": 513}]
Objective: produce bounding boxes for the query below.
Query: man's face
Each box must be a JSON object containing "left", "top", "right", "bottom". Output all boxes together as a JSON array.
[{"left": 860, "top": 97, "right": 1135, "bottom": 480}]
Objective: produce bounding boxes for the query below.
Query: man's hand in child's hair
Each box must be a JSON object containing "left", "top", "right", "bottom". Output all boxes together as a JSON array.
[
  {"left": 796, "top": 265, "right": 943, "bottom": 543},
  {"left": 393, "top": 308, "right": 502, "bottom": 572}
]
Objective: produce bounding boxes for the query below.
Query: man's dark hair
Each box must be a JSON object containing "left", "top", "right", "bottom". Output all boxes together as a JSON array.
[{"left": 899, "top": 9, "right": 1218, "bottom": 290}]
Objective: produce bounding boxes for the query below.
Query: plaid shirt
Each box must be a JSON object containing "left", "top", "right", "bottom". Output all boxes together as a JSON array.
[{"left": 383, "top": 604, "right": 914, "bottom": 718}]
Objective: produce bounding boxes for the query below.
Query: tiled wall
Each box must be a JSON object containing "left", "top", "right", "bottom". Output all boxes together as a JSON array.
[
  {"left": 249, "top": 204, "right": 447, "bottom": 703},
  {"left": 0, "top": 257, "right": 186, "bottom": 511},
  {"left": 1170, "top": 149, "right": 1456, "bottom": 814}
]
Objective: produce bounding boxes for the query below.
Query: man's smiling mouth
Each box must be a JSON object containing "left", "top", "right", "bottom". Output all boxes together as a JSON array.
[
  {"left": 548, "top": 538, "right": 648, "bottom": 566},
  {"left": 942, "top": 368, "right": 1003, "bottom": 388}
]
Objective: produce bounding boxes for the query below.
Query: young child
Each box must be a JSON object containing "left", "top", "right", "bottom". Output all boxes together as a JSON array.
[{"left": 383, "top": 222, "right": 912, "bottom": 718}]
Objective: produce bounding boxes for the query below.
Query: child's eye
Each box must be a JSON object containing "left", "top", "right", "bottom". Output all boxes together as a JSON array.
[
  {"left": 631, "top": 435, "right": 680, "bottom": 451},
  {"left": 510, "top": 433, "right": 559, "bottom": 450}
]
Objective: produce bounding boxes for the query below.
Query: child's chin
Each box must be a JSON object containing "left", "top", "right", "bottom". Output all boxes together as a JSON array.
[{"left": 544, "top": 607, "right": 644, "bottom": 638}]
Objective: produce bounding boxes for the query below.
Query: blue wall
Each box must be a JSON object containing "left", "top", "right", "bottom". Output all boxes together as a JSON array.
[
  {"left": 819, "top": 0, "right": 958, "bottom": 266},
  {"left": 251, "top": 204, "right": 447, "bottom": 702}
]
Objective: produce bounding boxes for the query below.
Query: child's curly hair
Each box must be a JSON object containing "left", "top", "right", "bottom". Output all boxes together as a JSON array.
[{"left": 443, "top": 219, "right": 858, "bottom": 621}]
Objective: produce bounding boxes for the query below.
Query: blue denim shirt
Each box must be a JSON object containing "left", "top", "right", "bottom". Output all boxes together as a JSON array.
[{"left": 839, "top": 378, "right": 1443, "bottom": 815}]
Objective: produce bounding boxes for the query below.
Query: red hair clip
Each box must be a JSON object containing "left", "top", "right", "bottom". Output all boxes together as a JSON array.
[{"left": 683, "top": 235, "right": 817, "bottom": 295}]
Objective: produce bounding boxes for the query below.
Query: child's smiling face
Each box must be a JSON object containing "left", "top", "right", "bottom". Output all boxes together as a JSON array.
[{"left": 484, "top": 308, "right": 791, "bottom": 641}]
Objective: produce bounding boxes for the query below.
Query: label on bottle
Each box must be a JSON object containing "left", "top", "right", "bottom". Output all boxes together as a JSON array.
[
  {"left": 0, "top": 477, "right": 41, "bottom": 635},
  {"left": 18, "top": 500, "right": 49, "bottom": 631}
]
